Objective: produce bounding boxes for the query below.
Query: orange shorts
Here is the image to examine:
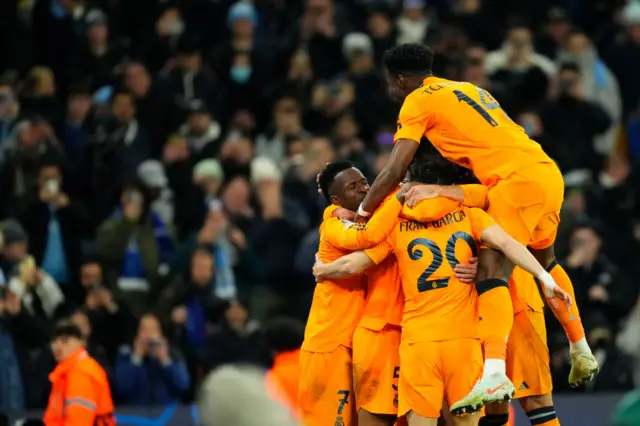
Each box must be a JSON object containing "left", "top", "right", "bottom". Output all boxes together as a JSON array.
[
  {"left": 487, "top": 162, "right": 564, "bottom": 249},
  {"left": 398, "top": 338, "right": 483, "bottom": 418},
  {"left": 352, "top": 325, "right": 401, "bottom": 415},
  {"left": 507, "top": 309, "right": 553, "bottom": 399},
  {"left": 299, "top": 346, "right": 356, "bottom": 426}
]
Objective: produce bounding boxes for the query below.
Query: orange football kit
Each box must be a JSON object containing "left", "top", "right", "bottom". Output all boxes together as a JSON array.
[
  {"left": 458, "top": 185, "right": 554, "bottom": 398},
  {"left": 365, "top": 200, "right": 496, "bottom": 419},
  {"left": 299, "top": 197, "right": 403, "bottom": 426},
  {"left": 395, "top": 76, "right": 584, "bottom": 361}
]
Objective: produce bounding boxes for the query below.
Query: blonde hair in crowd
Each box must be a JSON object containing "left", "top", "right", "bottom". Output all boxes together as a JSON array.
[{"left": 198, "top": 365, "right": 299, "bottom": 426}]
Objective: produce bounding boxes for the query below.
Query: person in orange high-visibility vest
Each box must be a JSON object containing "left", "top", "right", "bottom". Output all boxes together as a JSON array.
[
  {"left": 43, "top": 320, "right": 115, "bottom": 426},
  {"left": 264, "top": 317, "right": 305, "bottom": 416}
]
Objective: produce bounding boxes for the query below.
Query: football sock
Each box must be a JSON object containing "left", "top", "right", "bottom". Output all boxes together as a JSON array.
[
  {"left": 526, "top": 406, "right": 559, "bottom": 425},
  {"left": 545, "top": 259, "right": 587, "bottom": 349},
  {"left": 476, "top": 279, "right": 512, "bottom": 369}
]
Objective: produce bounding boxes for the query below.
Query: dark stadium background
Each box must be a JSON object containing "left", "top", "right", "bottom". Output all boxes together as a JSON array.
[{"left": 0, "top": 0, "right": 639, "bottom": 424}]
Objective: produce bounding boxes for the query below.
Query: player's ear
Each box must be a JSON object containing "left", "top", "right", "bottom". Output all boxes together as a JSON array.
[
  {"left": 397, "top": 74, "right": 405, "bottom": 90},
  {"left": 329, "top": 194, "right": 341, "bottom": 206}
]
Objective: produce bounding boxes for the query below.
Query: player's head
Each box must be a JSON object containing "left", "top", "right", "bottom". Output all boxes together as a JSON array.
[
  {"left": 383, "top": 43, "right": 434, "bottom": 101},
  {"left": 264, "top": 316, "right": 304, "bottom": 356},
  {"left": 408, "top": 142, "right": 477, "bottom": 186},
  {"left": 318, "top": 161, "right": 369, "bottom": 211}
]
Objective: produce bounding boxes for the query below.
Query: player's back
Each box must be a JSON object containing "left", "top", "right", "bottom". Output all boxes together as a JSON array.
[
  {"left": 303, "top": 205, "right": 366, "bottom": 352},
  {"left": 358, "top": 253, "right": 403, "bottom": 331},
  {"left": 387, "top": 205, "right": 493, "bottom": 343},
  {"left": 399, "top": 77, "right": 552, "bottom": 185}
]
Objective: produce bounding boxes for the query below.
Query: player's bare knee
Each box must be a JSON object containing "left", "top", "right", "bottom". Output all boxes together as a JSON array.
[
  {"left": 518, "top": 393, "right": 554, "bottom": 412},
  {"left": 453, "top": 412, "right": 480, "bottom": 426},
  {"left": 407, "top": 411, "right": 438, "bottom": 426},
  {"left": 358, "top": 409, "right": 396, "bottom": 426}
]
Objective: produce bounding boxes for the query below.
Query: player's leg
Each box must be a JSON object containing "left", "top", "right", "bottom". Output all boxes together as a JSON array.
[
  {"left": 528, "top": 243, "right": 599, "bottom": 386},
  {"left": 452, "top": 244, "right": 515, "bottom": 413},
  {"left": 445, "top": 338, "right": 486, "bottom": 417},
  {"left": 479, "top": 402, "right": 510, "bottom": 426},
  {"left": 519, "top": 394, "right": 560, "bottom": 426},
  {"left": 353, "top": 326, "right": 400, "bottom": 426},
  {"left": 299, "top": 346, "right": 356, "bottom": 426},
  {"left": 398, "top": 341, "right": 445, "bottom": 426}
]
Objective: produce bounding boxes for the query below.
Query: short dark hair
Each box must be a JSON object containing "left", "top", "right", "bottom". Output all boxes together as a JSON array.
[
  {"left": 51, "top": 320, "right": 84, "bottom": 341},
  {"left": 317, "top": 161, "right": 355, "bottom": 203},
  {"left": 409, "top": 142, "right": 477, "bottom": 185},
  {"left": 383, "top": 44, "right": 434, "bottom": 76},
  {"left": 264, "top": 317, "right": 304, "bottom": 353}
]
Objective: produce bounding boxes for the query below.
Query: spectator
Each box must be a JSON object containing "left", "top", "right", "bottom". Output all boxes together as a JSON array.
[
  {"left": 558, "top": 30, "right": 621, "bottom": 154},
  {"left": 206, "top": 300, "right": 270, "bottom": 371},
  {"left": 54, "top": 85, "right": 91, "bottom": 165},
  {"left": 19, "top": 159, "right": 90, "bottom": 298},
  {"left": 0, "top": 219, "right": 29, "bottom": 279},
  {"left": 137, "top": 160, "right": 175, "bottom": 235},
  {"left": 115, "top": 313, "right": 190, "bottom": 405},
  {"left": 97, "top": 181, "right": 175, "bottom": 317},
  {"left": 8, "top": 256, "right": 64, "bottom": 322},
  {"left": 78, "top": 258, "right": 136, "bottom": 363},
  {"left": 537, "top": 63, "right": 611, "bottom": 176},
  {"left": 0, "top": 287, "right": 26, "bottom": 411},
  {"left": 536, "top": 8, "right": 573, "bottom": 60},
  {"left": 395, "top": 0, "right": 432, "bottom": 45},
  {"left": 69, "top": 309, "right": 111, "bottom": 375},
  {"left": 18, "top": 67, "right": 61, "bottom": 123},
  {"left": 0, "top": 78, "right": 20, "bottom": 144}
]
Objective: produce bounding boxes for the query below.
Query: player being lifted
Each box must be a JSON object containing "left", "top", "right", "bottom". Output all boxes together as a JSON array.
[
  {"left": 355, "top": 43, "right": 599, "bottom": 411},
  {"left": 313, "top": 152, "right": 571, "bottom": 426}
]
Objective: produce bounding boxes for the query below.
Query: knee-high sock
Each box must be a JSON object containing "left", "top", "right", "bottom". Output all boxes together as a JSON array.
[
  {"left": 477, "top": 279, "right": 512, "bottom": 370},
  {"left": 544, "top": 259, "right": 586, "bottom": 346}
]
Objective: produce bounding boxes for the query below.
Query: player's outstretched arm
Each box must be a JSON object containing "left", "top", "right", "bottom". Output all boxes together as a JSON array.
[
  {"left": 405, "top": 184, "right": 488, "bottom": 209},
  {"left": 328, "top": 185, "right": 409, "bottom": 251},
  {"left": 479, "top": 225, "right": 573, "bottom": 308},
  {"left": 359, "top": 139, "right": 419, "bottom": 216},
  {"left": 313, "top": 252, "right": 376, "bottom": 282}
]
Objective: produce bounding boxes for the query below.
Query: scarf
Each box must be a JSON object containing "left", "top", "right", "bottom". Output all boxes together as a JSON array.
[{"left": 151, "top": 212, "right": 174, "bottom": 267}]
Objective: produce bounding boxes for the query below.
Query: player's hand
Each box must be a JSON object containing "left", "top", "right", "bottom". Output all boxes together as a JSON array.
[
  {"left": 395, "top": 182, "right": 417, "bottom": 204},
  {"left": 312, "top": 254, "right": 326, "bottom": 282},
  {"left": 546, "top": 285, "right": 573, "bottom": 311},
  {"left": 454, "top": 257, "right": 478, "bottom": 284},
  {"left": 405, "top": 185, "right": 442, "bottom": 208}
]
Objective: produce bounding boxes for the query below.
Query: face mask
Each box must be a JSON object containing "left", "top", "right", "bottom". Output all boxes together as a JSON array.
[{"left": 230, "top": 66, "right": 252, "bottom": 84}]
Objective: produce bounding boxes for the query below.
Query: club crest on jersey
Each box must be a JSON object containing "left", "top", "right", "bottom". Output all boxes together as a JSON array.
[{"left": 340, "top": 219, "right": 366, "bottom": 231}]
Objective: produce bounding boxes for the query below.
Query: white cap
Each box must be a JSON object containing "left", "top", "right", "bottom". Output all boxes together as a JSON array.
[
  {"left": 193, "top": 159, "right": 224, "bottom": 181},
  {"left": 137, "top": 160, "right": 168, "bottom": 188},
  {"left": 342, "top": 32, "right": 373, "bottom": 58},
  {"left": 250, "top": 156, "right": 281, "bottom": 185}
]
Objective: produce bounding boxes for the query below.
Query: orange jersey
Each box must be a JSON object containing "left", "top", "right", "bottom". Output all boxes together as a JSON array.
[
  {"left": 267, "top": 349, "right": 301, "bottom": 416},
  {"left": 358, "top": 252, "right": 403, "bottom": 330},
  {"left": 370, "top": 201, "right": 497, "bottom": 343},
  {"left": 303, "top": 198, "right": 403, "bottom": 352},
  {"left": 395, "top": 76, "right": 552, "bottom": 186}
]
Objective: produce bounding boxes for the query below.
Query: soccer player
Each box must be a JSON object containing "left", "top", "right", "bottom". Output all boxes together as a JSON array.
[
  {"left": 409, "top": 185, "right": 564, "bottom": 426},
  {"left": 355, "top": 43, "right": 598, "bottom": 410},
  {"left": 299, "top": 162, "right": 409, "bottom": 426},
  {"left": 314, "top": 163, "right": 478, "bottom": 426},
  {"left": 313, "top": 156, "right": 570, "bottom": 425}
]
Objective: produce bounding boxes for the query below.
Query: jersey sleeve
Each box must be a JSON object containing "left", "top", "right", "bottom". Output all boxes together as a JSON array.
[
  {"left": 468, "top": 208, "right": 497, "bottom": 241},
  {"left": 461, "top": 185, "right": 489, "bottom": 209},
  {"left": 365, "top": 240, "right": 394, "bottom": 265},
  {"left": 64, "top": 371, "right": 97, "bottom": 426},
  {"left": 394, "top": 94, "right": 432, "bottom": 143},
  {"left": 401, "top": 198, "right": 460, "bottom": 222},
  {"left": 324, "top": 196, "right": 403, "bottom": 250}
]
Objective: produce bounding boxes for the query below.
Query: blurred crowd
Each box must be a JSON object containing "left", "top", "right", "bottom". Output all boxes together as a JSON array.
[{"left": 1, "top": 0, "right": 640, "bottom": 411}]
